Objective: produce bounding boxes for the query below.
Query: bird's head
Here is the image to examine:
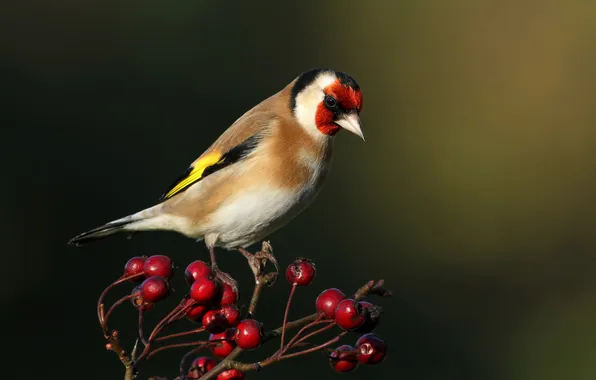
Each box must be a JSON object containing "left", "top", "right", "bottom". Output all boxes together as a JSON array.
[{"left": 290, "top": 69, "right": 364, "bottom": 141}]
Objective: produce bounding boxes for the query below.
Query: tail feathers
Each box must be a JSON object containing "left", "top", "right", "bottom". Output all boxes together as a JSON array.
[
  {"left": 68, "top": 218, "right": 135, "bottom": 246},
  {"left": 69, "top": 204, "right": 168, "bottom": 246}
]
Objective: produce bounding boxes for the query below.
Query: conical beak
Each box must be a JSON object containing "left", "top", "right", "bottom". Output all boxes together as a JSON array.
[{"left": 335, "top": 113, "right": 365, "bottom": 141}]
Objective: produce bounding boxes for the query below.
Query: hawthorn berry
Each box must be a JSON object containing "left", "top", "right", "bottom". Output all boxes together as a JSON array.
[
  {"left": 130, "top": 285, "right": 153, "bottom": 311},
  {"left": 218, "top": 283, "right": 238, "bottom": 306},
  {"left": 285, "top": 258, "right": 316, "bottom": 286},
  {"left": 190, "top": 277, "right": 219, "bottom": 304},
  {"left": 139, "top": 276, "right": 170, "bottom": 303},
  {"left": 335, "top": 299, "right": 366, "bottom": 330},
  {"left": 354, "top": 301, "right": 381, "bottom": 334},
  {"left": 234, "top": 319, "right": 263, "bottom": 350},
  {"left": 217, "top": 369, "right": 245, "bottom": 380},
  {"left": 209, "top": 329, "right": 236, "bottom": 359},
  {"left": 190, "top": 356, "right": 217, "bottom": 375},
  {"left": 219, "top": 304, "right": 241, "bottom": 327},
  {"left": 143, "top": 255, "right": 174, "bottom": 279},
  {"left": 123, "top": 256, "right": 146, "bottom": 281},
  {"left": 202, "top": 309, "right": 227, "bottom": 334},
  {"left": 186, "top": 370, "right": 201, "bottom": 380},
  {"left": 185, "top": 301, "right": 209, "bottom": 322},
  {"left": 329, "top": 345, "right": 359, "bottom": 373},
  {"left": 316, "top": 288, "right": 346, "bottom": 318},
  {"left": 355, "top": 333, "right": 388, "bottom": 365},
  {"left": 185, "top": 260, "right": 213, "bottom": 285}
]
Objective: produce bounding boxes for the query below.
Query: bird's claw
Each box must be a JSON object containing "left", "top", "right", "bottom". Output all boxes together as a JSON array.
[
  {"left": 238, "top": 241, "right": 279, "bottom": 285},
  {"left": 255, "top": 242, "right": 279, "bottom": 284}
]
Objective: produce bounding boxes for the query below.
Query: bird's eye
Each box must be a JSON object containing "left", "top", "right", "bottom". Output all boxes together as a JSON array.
[{"left": 324, "top": 95, "right": 337, "bottom": 109}]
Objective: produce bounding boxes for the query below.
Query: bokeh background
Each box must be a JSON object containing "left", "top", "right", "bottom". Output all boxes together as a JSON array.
[{"left": 3, "top": 0, "right": 596, "bottom": 379}]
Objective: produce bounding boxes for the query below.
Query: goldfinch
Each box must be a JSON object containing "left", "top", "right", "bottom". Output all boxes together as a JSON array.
[{"left": 69, "top": 68, "right": 364, "bottom": 286}]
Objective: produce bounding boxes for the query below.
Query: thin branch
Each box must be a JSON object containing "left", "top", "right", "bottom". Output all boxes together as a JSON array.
[
  {"left": 277, "top": 316, "right": 327, "bottom": 357},
  {"left": 135, "top": 298, "right": 190, "bottom": 363},
  {"left": 281, "top": 321, "right": 336, "bottom": 356},
  {"left": 105, "top": 330, "right": 135, "bottom": 380},
  {"left": 146, "top": 341, "right": 208, "bottom": 360},
  {"left": 98, "top": 272, "right": 144, "bottom": 331},
  {"left": 279, "top": 283, "right": 297, "bottom": 352},
  {"left": 138, "top": 309, "right": 148, "bottom": 346},
  {"left": 104, "top": 294, "right": 136, "bottom": 327},
  {"left": 278, "top": 331, "right": 347, "bottom": 360},
  {"left": 156, "top": 327, "right": 206, "bottom": 342}
]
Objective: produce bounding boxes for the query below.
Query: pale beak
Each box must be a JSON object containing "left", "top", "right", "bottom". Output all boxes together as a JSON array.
[{"left": 335, "top": 113, "right": 365, "bottom": 141}]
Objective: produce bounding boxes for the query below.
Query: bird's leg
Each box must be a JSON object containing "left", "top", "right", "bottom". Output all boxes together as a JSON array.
[
  {"left": 208, "top": 245, "right": 238, "bottom": 294},
  {"left": 237, "top": 241, "right": 279, "bottom": 282}
]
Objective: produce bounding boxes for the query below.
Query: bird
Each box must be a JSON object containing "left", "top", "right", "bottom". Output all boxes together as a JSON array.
[{"left": 69, "top": 68, "right": 364, "bottom": 288}]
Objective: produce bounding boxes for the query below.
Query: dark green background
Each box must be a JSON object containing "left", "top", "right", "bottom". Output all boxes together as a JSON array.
[{"left": 3, "top": 1, "right": 596, "bottom": 379}]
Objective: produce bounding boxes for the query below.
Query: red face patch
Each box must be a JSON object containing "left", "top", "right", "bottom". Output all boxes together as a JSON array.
[
  {"left": 314, "top": 80, "right": 363, "bottom": 136},
  {"left": 315, "top": 103, "right": 340, "bottom": 136},
  {"left": 325, "top": 81, "right": 363, "bottom": 112}
]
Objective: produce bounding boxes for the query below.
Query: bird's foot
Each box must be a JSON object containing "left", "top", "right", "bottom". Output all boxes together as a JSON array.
[
  {"left": 238, "top": 241, "right": 279, "bottom": 285},
  {"left": 211, "top": 264, "right": 238, "bottom": 295},
  {"left": 256, "top": 241, "right": 279, "bottom": 275}
]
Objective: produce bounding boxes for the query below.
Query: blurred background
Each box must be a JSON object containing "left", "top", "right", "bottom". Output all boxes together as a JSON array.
[{"left": 2, "top": 0, "right": 596, "bottom": 379}]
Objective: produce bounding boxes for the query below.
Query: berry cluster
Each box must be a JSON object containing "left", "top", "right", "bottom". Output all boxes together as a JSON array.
[{"left": 96, "top": 244, "right": 390, "bottom": 380}]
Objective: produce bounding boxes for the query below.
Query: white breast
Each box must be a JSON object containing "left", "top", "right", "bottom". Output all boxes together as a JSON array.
[{"left": 207, "top": 186, "right": 301, "bottom": 248}]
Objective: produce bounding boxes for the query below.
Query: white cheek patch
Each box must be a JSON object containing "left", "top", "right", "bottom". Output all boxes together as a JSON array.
[{"left": 294, "top": 72, "right": 337, "bottom": 139}]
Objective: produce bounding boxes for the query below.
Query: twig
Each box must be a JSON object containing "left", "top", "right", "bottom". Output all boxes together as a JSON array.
[
  {"left": 279, "top": 283, "right": 297, "bottom": 352},
  {"left": 138, "top": 309, "right": 148, "bottom": 346},
  {"left": 279, "top": 316, "right": 326, "bottom": 351},
  {"left": 104, "top": 294, "right": 136, "bottom": 327},
  {"left": 271, "top": 331, "right": 348, "bottom": 363},
  {"left": 135, "top": 298, "right": 190, "bottom": 363},
  {"left": 156, "top": 327, "right": 206, "bottom": 342},
  {"left": 282, "top": 321, "right": 336, "bottom": 355},
  {"left": 248, "top": 272, "right": 276, "bottom": 316},
  {"left": 248, "top": 280, "right": 265, "bottom": 317},
  {"left": 98, "top": 272, "right": 143, "bottom": 331},
  {"left": 147, "top": 341, "right": 208, "bottom": 360},
  {"left": 278, "top": 331, "right": 347, "bottom": 360},
  {"left": 105, "top": 330, "right": 136, "bottom": 380}
]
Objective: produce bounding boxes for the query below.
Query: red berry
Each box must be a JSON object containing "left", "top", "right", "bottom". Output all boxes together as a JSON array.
[
  {"left": 186, "top": 370, "right": 201, "bottom": 379},
  {"left": 202, "top": 309, "right": 227, "bottom": 334},
  {"left": 329, "top": 344, "right": 359, "bottom": 373},
  {"left": 190, "top": 356, "right": 217, "bottom": 375},
  {"left": 124, "top": 256, "right": 146, "bottom": 281},
  {"left": 209, "top": 329, "right": 236, "bottom": 359},
  {"left": 143, "top": 255, "right": 174, "bottom": 279},
  {"left": 185, "top": 300, "right": 209, "bottom": 322},
  {"left": 139, "top": 276, "right": 170, "bottom": 303},
  {"left": 354, "top": 301, "right": 382, "bottom": 333},
  {"left": 219, "top": 283, "right": 238, "bottom": 306},
  {"left": 316, "top": 288, "right": 346, "bottom": 318},
  {"left": 234, "top": 319, "right": 263, "bottom": 350},
  {"left": 217, "top": 369, "right": 245, "bottom": 380},
  {"left": 335, "top": 299, "right": 366, "bottom": 330},
  {"left": 130, "top": 285, "right": 153, "bottom": 311},
  {"left": 356, "top": 333, "right": 388, "bottom": 365},
  {"left": 191, "top": 277, "right": 219, "bottom": 304},
  {"left": 185, "top": 260, "right": 213, "bottom": 285},
  {"left": 219, "top": 305, "right": 241, "bottom": 327},
  {"left": 285, "top": 258, "right": 316, "bottom": 286}
]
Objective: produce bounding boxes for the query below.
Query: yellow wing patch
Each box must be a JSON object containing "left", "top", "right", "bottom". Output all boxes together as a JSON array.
[{"left": 162, "top": 151, "right": 222, "bottom": 200}]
